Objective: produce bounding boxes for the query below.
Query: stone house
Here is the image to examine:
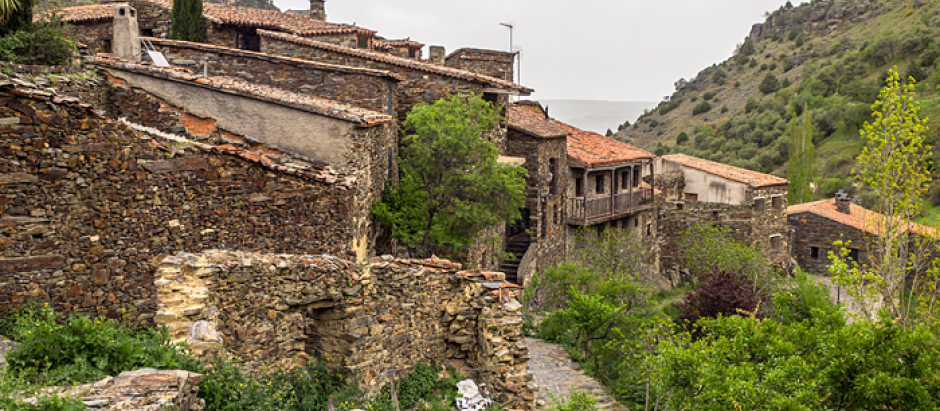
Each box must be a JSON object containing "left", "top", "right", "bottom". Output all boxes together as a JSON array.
[
  {"left": 43, "top": 0, "right": 378, "bottom": 54},
  {"left": 655, "top": 154, "right": 791, "bottom": 271},
  {"left": 787, "top": 196, "right": 939, "bottom": 276},
  {"left": 445, "top": 48, "right": 516, "bottom": 83},
  {"left": 503, "top": 102, "right": 569, "bottom": 285}
]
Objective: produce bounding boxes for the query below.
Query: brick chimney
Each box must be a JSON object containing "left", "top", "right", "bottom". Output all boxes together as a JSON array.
[
  {"left": 429, "top": 46, "right": 445, "bottom": 65},
  {"left": 112, "top": 5, "right": 141, "bottom": 62},
  {"left": 310, "top": 0, "right": 326, "bottom": 21},
  {"left": 835, "top": 193, "right": 851, "bottom": 214}
]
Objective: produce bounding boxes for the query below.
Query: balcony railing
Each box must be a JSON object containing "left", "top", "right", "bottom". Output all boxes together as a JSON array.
[{"left": 567, "top": 187, "right": 653, "bottom": 225}]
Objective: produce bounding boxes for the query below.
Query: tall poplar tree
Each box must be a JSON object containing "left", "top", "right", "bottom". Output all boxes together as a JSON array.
[
  {"left": 787, "top": 105, "right": 815, "bottom": 205},
  {"left": 169, "top": 0, "right": 206, "bottom": 43}
]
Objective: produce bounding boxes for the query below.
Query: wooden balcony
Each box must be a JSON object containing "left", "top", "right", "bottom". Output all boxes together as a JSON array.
[{"left": 567, "top": 187, "right": 653, "bottom": 225}]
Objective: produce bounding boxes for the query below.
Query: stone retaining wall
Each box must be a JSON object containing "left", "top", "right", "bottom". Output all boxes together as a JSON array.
[{"left": 155, "top": 251, "right": 534, "bottom": 409}]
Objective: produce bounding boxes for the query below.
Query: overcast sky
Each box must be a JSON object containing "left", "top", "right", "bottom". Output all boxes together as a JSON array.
[{"left": 271, "top": 0, "right": 803, "bottom": 102}]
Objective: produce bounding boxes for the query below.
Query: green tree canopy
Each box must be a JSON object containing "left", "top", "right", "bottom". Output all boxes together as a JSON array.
[
  {"left": 758, "top": 73, "right": 780, "bottom": 94},
  {"left": 787, "top": 104, "right": 815, "bottom": 204},
  {"left": 1, "top": 0, "right": 30, "bottom": 36},
  {"left": 373, "top": 94, "right": 526, "bottom": 258},
  {"left": 170, "top": 0, "right": 206, "bottom": 42}
]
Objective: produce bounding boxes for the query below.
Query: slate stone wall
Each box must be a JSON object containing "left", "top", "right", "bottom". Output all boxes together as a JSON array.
[
  {"left": 0, "top": 75, "right": 358, "bottom": 323},
  {"left": 505, "top": 130, "right": 567, "bottom": 279},
  {"left": 658, "top": 183, "right": 791, "bottom": 274},
  {"left": 445, "top": 49, "right": 515, "bottom": 83},
  {"left": 788, "top": 211, "right": 868, "bottom": 276},
  {"left": 149, "top": 39, "right": 396, "bottom": 115},
  {"left": 259, "top": 35, "right": 498, "bottom": 124},
  {"left": 155, "top": 251, "right": 534, "bottom": 409}
]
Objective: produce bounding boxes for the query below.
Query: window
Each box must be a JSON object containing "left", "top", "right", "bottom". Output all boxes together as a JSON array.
[
  {"left": 684, "top": 193, "right": 698, "bottom": 202},
  {"left": 633, "top": 167, "right": 642, "bottom": 188},
  {"left": 754, "top": 197, "right": 766, "bottom": 212},
  {"left": 575, "top": 176, "right": 584, "bottom": 197},
  {"left": 771, "top": 195, "right": 784, "bottom": 210},
  {"left": 621, "top": 170, "right": 630, "bottom": 190},
  {"left": 357, "top": 36, "right": 369, "bottom": 49},
  {"left": 549, "top": 158, "right": 558, "bottom": 194},
  {"left": 140, "top": 28, "right": 154, "bottom": 37},
  {"left": 646, "top": 223, "right": 652, "bottom": 237},
  {"left": 596, "top": 174, "right": 605, "bottom": 194},
  {"left": 409, "top": 49, "right": 417, "bottom": 58},
  {"left": 770, "top": 234, "right": 782, "bottom": 248},
  {"left": 848, "top": 248, "right": 860, "bottom": 262},
  {"left": 810, "top": 246, "right": 820, "bottom": 259},
  {"left": 634, "top": 217, "right": 640, "bottom": 228}
]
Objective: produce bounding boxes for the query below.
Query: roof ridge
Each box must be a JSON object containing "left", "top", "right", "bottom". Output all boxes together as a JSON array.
[
  {"left": 256, "top": 29, "right": 532, "bottom": 93},
  {"left": 662, "top": 153, "right": 788, "bottom": 188}
]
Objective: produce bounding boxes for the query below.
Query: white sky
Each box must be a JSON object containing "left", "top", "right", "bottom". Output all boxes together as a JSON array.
[{"left": 270, "top": 0, "right": 804, "bottom": 101}]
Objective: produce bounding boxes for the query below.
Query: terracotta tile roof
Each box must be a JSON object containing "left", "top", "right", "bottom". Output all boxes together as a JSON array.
[
  {"left": 46, "top": 0, "right": 376, "bottom": 37},
  {"left": 787, "top": 199, "right": 939, "bottom": 238},
  {"left": 558, "top": 121, "right": 653, "bottom": 167},
  {"left": 374, "top": 38, "right": 424, "bottom": 50},
  {"left": 257, "top": 30, "right": 533, "bottom": 94},
  {"left": 147, "top": 37, "right": 405, "bottom": 81},
  {"left": 89, "top": 56, "right": 393, "bottom": 127},
  {"left": 662, "top": 153, "right": 788, "bottom": 188},
  {"left": 506, "top": 104, "right": 567, "bottom": 139},
  {"left": 35, "top": 3, "right": 124, "bottom": 22}
]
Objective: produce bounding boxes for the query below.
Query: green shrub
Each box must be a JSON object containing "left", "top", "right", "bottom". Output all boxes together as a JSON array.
[
  {"left": 745, "top": 98, "right": 759, "bottom": 113},
  {"left": 676, "top": 131, "right": 689, "bottom": 145},
  {"left": 657, "top": 98, "right": 682, "bottom": 115},
  {"left": 0, "top": 22, "right": 75, "bottom": 66},
  {"left": 769, "top": 270, "right": 840, "bottom": 325},
  {"left": 758, "top": 73, "right": 780, "bottom": 94},
  {"left": 691, "top": 101, "right": 712, "bottom": 115},
  {"left": 549, "top": 391, "right": 599, "bottom": 411},
  {"left": 702, "top": 91, "right": 716, "bottom": 101},
  {"left": 720, "top": 105, "right": 729, "bottom": 114},
  {"left": 4, "top": 306, "right": 196, "bottom": 386}
]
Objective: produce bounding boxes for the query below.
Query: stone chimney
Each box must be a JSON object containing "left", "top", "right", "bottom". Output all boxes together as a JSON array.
[
  {"left": 428, "top": 46, "right": 445, "bottom": 65},
  {"left": 310, "top": 0, "right": 326, "bottom": 21},
  {"left": 835, "top": 192, "right": 851, "bottom": 214},
  {"left": 112, "top": 5, "right": 141, "bottom": 62}
]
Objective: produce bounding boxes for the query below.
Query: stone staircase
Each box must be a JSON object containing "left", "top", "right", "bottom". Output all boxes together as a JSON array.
[{"left": 500, "top": 234, "right": 531, "bottom": 285}]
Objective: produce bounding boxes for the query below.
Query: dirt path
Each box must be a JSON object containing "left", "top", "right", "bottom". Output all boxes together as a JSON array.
[{"left": 525, "top": 337, "right": 628, "bottom": 411}]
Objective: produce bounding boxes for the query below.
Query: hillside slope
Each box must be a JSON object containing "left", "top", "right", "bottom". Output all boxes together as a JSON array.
[{"left": 617, "top": 0, "right": 940, "bottom": 202}]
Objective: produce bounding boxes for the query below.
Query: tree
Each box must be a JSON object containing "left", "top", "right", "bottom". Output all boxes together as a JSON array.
[
  {"left": 0, "top": 0, "right": 18, "bottom": 23},
  {"left": 1, "top": 0, "right": 30, "bottom": 36},
  {"left": 170, "top": 0, "right": 206, "bottom": 42},
  {"left": 787, "top": 104, "right": 815, "bottom": 204},
  {"left": 829, "top": 68, "right": 939, "bottom": 326},
  {"left": 373, "top": 95, "right": 526, "bottom": 258},
  {"left": 758, "top": 73, "right": 780, "bottom": 94}
]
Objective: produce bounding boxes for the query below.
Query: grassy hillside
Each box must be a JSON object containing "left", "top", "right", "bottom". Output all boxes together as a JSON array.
[{"left": 618, "top": 0, "right": 940, "bottom": 204}]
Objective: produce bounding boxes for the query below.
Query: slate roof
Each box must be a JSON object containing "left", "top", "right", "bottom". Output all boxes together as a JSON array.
[
  {"left": 257, "top": 30, "right": 533, "bottom": 94},
  {"left": 787, "top": 199, "right": 939, "bottom": 238},
  {"left": 505, "top": 104, "right": 568, "bottom": 139},
  {"left": 559, "top": 121, "right": 653, "bottom": 167},
  {"left": 446, "top": 48, "right": 516, "bottom": 61},
  {"left": 90, "top": 56, "right": 394, "bottom": 127},
  {"left": 146, "top": 37, "right": 405, "bottom": 81},
  {"left": 661, "top": 153, "right": 788, "bottom": 188},
  {"left": 44, "top": 0, "right": 376, "bottom": 37},
  {"left": 374, "top": 39, "right": 425, "bottom": 50}
]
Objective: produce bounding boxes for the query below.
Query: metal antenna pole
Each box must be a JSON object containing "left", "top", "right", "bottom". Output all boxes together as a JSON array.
[{"left": 500, "top": 22, "right": 514, "bottom": 84}]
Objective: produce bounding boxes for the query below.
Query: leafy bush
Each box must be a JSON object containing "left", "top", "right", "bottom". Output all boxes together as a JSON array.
[
  {"left": 548, "top": 391, "right": 599, "bottom": 411},
  {"left": 702, "top": 91, "right": 716, "bottom": 101},
  {"left": 744, "top": 97, "right": 759, "bottom": 113},
  {"left": 0, "top": 22, "right": 75, "bottom": 66},
  {"left": 758, "top": 73, "right": 780, "bottom": 94},
  {"left": 675, "top": 131, "right": 689, "bottom": 145},
  {"left": 4, "top": 305, "right": 196, "bottom": 386},
  {"left": 691, "top": 101, "right": 712, "bottom": 115},
  {"left": 769, "top": 271, "right": 840, "bottom": 325},
  {"left": 674, "top": 271, "right": 764, "bottom": 329},
  {"left": 657, "top": 98, "right": 682, "bottom": 115},
  {"left": 678, "top": 224, "right": 774, "bottom": 287}
]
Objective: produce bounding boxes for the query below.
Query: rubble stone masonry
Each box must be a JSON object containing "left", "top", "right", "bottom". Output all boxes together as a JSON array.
[
  {"left": 155, "top": 251, "right": 535, "bottom": 409},
  {"left": 0, "top": 73, "right": 363, "bottom": 323}
]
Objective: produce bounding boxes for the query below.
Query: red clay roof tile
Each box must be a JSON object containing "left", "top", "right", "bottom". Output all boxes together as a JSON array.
[
  {"left": 788, "top": 199, "right": 939, "bottom": 238},
  {"left": 506, "top": 104, "right": 567, "bottom": 139},
  {"left": 559, "top": 121, "right": 653, "bottom": 167},
  {"left": 662, "top": 153, "right": 788, "bottom": 188}
]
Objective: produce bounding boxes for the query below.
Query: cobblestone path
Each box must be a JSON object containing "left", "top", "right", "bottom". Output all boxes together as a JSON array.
[{"left": 525, "top": 337, "right": 628, "bottom": 411}]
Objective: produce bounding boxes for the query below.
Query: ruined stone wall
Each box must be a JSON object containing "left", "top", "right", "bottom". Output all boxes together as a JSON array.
[
  {"left": 0, "top": 75, "right": 359, "bottom": 322},
  {"left": 259, "top": 35, "right": 487, "bottom": 124},
  {"left": 505, "top": 130, "right": 567, "bottom": 279},
  {"left": 206, "top": 25, "right": 239, "bottom": 49},
  {"left": 128, "top": 0, "right": 172, "bottom": 39},
  {"left": 148, "top": 39, "right": 396, "bottom": 115},
  {"left": 65, "top": 22, "right": 113, "bottom": 54},
  {"left": 445, "top": 49, "right": 515, "bottom": 83},
  {"left": 155, "top": 251, "right": 534, "bottom": 409}
]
